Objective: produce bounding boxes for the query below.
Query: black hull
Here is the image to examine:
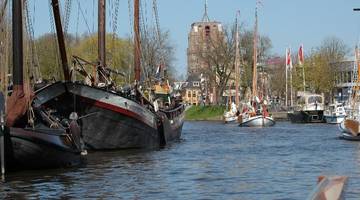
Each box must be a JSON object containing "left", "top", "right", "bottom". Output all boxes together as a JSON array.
[
  {"left": 288, "top": 110, "right": 324, "bottom": 123},
  {"left": 81, "top": 105, "right": 160, "bottom": 149},
  {"left": 0, "top": 127, "right": 83, "bottom": 171},
  {"left": 157, "top": 111, "right": 184, "bottom": 146},
  {"left": 35, "top": 82, "right": 184, "bottom": 150}
]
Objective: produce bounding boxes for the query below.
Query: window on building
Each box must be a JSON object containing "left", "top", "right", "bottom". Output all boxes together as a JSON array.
[
  {"left": 193, "top": 82, "right": 199, "bottom": 87},
  {"left": 192, "top": 91, "right": 196, "bottom": 97},
  {"left": 188, "top": 91, "right": 191, "bottom": 97},
  {"left": 348, "top": 71, "right": 352, "bottom": 83},
  {"left": 205, "top": 26, "right": 210, "bottom": 37}
]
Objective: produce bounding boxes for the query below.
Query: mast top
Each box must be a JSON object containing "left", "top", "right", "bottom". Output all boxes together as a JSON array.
[{"left": 201, "top": 0, "right": 210, "bottom": 22}]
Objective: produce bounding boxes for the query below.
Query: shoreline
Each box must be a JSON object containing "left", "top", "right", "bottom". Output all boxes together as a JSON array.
[{"left": 185, "top": 111, "right": 289, "bottom": 121}]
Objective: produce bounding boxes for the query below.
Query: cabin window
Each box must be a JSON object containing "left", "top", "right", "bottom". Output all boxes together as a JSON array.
[
  {"left": 308, "top": 96, "right": 323, "bottom": 104},
  {"left": 348, "top": 71, "right": 352, "bottom": 83},
  {"left": 298, "top": 97, "right": 306, "bottom": 105}
]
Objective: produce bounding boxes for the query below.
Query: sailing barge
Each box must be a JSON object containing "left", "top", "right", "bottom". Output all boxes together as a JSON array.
[
  {"left": 35, "top": 0, "right": 184, "bottom": 150},
  {"left": 35, "top": 81, "right": 184, "bottom": 149},
  {"left": 0, "top": 0, "right": 85, "bottom": 172}
]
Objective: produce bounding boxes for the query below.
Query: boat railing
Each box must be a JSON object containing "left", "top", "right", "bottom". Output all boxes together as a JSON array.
[{"left": 159, "top": 104, "right": 185, "bottom": 120}]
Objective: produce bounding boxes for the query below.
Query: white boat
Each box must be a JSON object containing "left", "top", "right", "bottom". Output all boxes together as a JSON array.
[
  {"left": 239, "top": 114, "right": 275, "bottom": 127},
  {"left": 237, "top": 5, "right": 275, "bottom": 128},
  {"left": 223, "top": 112, "right": 238, "bottom": 123},
  {"left": 324, "top": 103, "right": 346, "bottom": 124},
  {"left": 287, "top": 92, "right": 325, "bottom": 123},
  {"left": 223, "top": 102, "right": 238, "bottom": 123}
]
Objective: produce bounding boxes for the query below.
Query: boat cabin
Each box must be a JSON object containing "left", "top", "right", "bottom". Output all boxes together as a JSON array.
[{"left": 296, "top": 93, "right": 324, "bottom": 111}]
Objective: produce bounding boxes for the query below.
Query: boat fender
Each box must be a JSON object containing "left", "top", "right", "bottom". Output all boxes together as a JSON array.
[{"left": 69, "top": 112, "right": 83, "bottom": 151}]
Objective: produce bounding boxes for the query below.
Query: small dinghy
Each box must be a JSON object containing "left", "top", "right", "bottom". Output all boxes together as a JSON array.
[{"left": 339, "top": 119, "right": 360, "bottom": 141}]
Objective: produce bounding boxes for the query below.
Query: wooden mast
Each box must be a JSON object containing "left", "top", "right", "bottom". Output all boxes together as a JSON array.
[
  {"left": 134, "top": 0, "right": 141, "bottom": 82},
  {"left": 98, "top": 0, "right": 106, "bottom": 71},
  {"left": 252, "top": 4, "right": 258, "bottom": 99},
  {"left": 51, "top": 0, "right": 70, "bottom": 81},
  {"left": 235, "top": 11, "right": 240, "bottom": 107},
  {"left": 97, "top": 0, "right": 106, "bottom": 84},
  {"left": 12, "top": 0, "right": 23, "bottom": 93}
]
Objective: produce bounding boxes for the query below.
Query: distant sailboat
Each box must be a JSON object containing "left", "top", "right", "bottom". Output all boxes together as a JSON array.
[
  {"left": 223, "top": 11, "right": 240, "bottom": 124},
  {"left": 238, "top": 2, "right": 275, "bottom": 127}
]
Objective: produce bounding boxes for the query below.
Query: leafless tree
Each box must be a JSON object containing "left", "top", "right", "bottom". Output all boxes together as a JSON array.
[
  {"left": 195, "top": 25, "right": 236, "bottom": 104},
  {"left": 140, "top": 27, "right": 175, "bottom": 85}
]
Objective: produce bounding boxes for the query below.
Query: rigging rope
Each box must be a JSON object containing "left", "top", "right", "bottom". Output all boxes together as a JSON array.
[
  {"left": 110, "top": 0, "right": 120, "bottom": 67},
  {"left": 76, "top": 0, "right": 92, "bottom": 36},
  {"left": 140, "top": 0, "right": 150, "bottom": 85},
  {"left": 152, "top": 0, "right": 165, "bottom": 71},
  {"left": 63, "top": 0, "right": 72, "bottom": 35},
  {"left": 127, "top": 0, "right": 134, "bottom": 83},
  {"left": 75, "top": 1, "right": 80, "bottom": 41},
  {"left": 24, "top": 0, "right": 42, "bottom": 82}
]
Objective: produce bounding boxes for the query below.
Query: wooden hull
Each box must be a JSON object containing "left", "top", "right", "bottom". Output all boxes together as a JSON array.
[
  {"left": 288, "top": 110, "right": 324, "bottom": 123},
  {"left": 35, "top": 82, "right": 184, "bottom": 150},
  {"left": 239, "top": 115, "right": 275, "bottom": 127},
  {"left": 339, "top": 132, "right": 360, "bottom": 141},
  {"left": 0, "top": 126, "right": 84, "bottom": 171},
  {"left": 341, "top": 118, "right": 360, "bottom": 136},
  {"left": 307, "top": 176, "right": 347, "bottom": 200},
  {"left": 338, "top": 120, "right": 349, "bottom": 133}
]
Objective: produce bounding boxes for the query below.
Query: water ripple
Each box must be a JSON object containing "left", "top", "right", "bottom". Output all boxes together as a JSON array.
[{"left": 0, "top": 121, "right": 359, "bottom": 199}]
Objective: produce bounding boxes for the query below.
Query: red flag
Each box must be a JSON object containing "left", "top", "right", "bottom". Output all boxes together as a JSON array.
[
  {"left": 298, "top": 44, "right": 304, "bottom": 65},
  {"left": 286, "top": 48, "right": 292, "bottom": 69}
]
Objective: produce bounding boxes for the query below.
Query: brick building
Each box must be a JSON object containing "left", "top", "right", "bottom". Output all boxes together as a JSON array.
[{"left": 186, "top": 4, "right": 224, "bottom": 77}]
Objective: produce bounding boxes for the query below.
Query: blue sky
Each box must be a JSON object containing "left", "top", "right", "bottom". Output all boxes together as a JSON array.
[{"left": 26, "top": 0, "right": 360, "bottom": 77}]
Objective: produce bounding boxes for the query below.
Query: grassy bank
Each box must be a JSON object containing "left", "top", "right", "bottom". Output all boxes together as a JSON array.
[{"left": 185, "top": 105, "right": 226, "bottom": 121}]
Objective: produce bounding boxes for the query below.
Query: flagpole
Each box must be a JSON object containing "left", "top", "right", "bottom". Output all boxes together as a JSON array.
[
  {"left": 301, "top": 44, "right": 306, "bottom": 93},
  {"left": 290, "top": 63, "right": 293, "bottom": 107},
  {"left": 290, "top": 47, "right": 293, "bottom": 107},
  {"left": 285, "top": 48, "right": 288, "bottom": 107}
]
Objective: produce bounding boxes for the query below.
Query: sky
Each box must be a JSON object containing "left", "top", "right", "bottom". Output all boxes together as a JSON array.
[{"left": 23, "top": 0, "right": 360, "bottom": 78}]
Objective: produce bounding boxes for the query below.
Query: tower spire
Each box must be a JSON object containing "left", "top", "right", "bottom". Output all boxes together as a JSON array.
[{"left": 202, "top": 0, "right": 210, "bottom": 22}]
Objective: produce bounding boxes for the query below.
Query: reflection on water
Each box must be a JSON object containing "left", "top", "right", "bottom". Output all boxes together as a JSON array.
[{"left": 0, "top": 121, "right": 360, "bottom": 199}]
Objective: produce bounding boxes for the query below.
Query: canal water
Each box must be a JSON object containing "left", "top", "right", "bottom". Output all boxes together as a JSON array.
[{"left": 1, "top": 121, "right": 360, "bottom": 199}]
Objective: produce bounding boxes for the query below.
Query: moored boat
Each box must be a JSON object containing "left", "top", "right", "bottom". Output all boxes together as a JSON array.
[
  {"left": 34, "top": 81, "right": 184, "bottom": 150},
  {"left": 0, "top": 0, "right": 86, "bottom": 173},
  {"left": 338, "top": 119, "right": 349, "bottom": 133},
  {"left": 238, "top": 115, "right": 275, "bottom": 127},
  {"left": 237, "top": 6, "right": 275, "bottom": 128},
  {"left": 223, "top": 102, "right": 239, "bottom": 123},
  {"left": 288, "top": 92, "right": 325, "bottom": 123},
  {"left": 35, "top": 0, "right": 184, "bottom": 150},
  {"left": 324, "top": 103, "right": 346, "bottom": 124}
]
